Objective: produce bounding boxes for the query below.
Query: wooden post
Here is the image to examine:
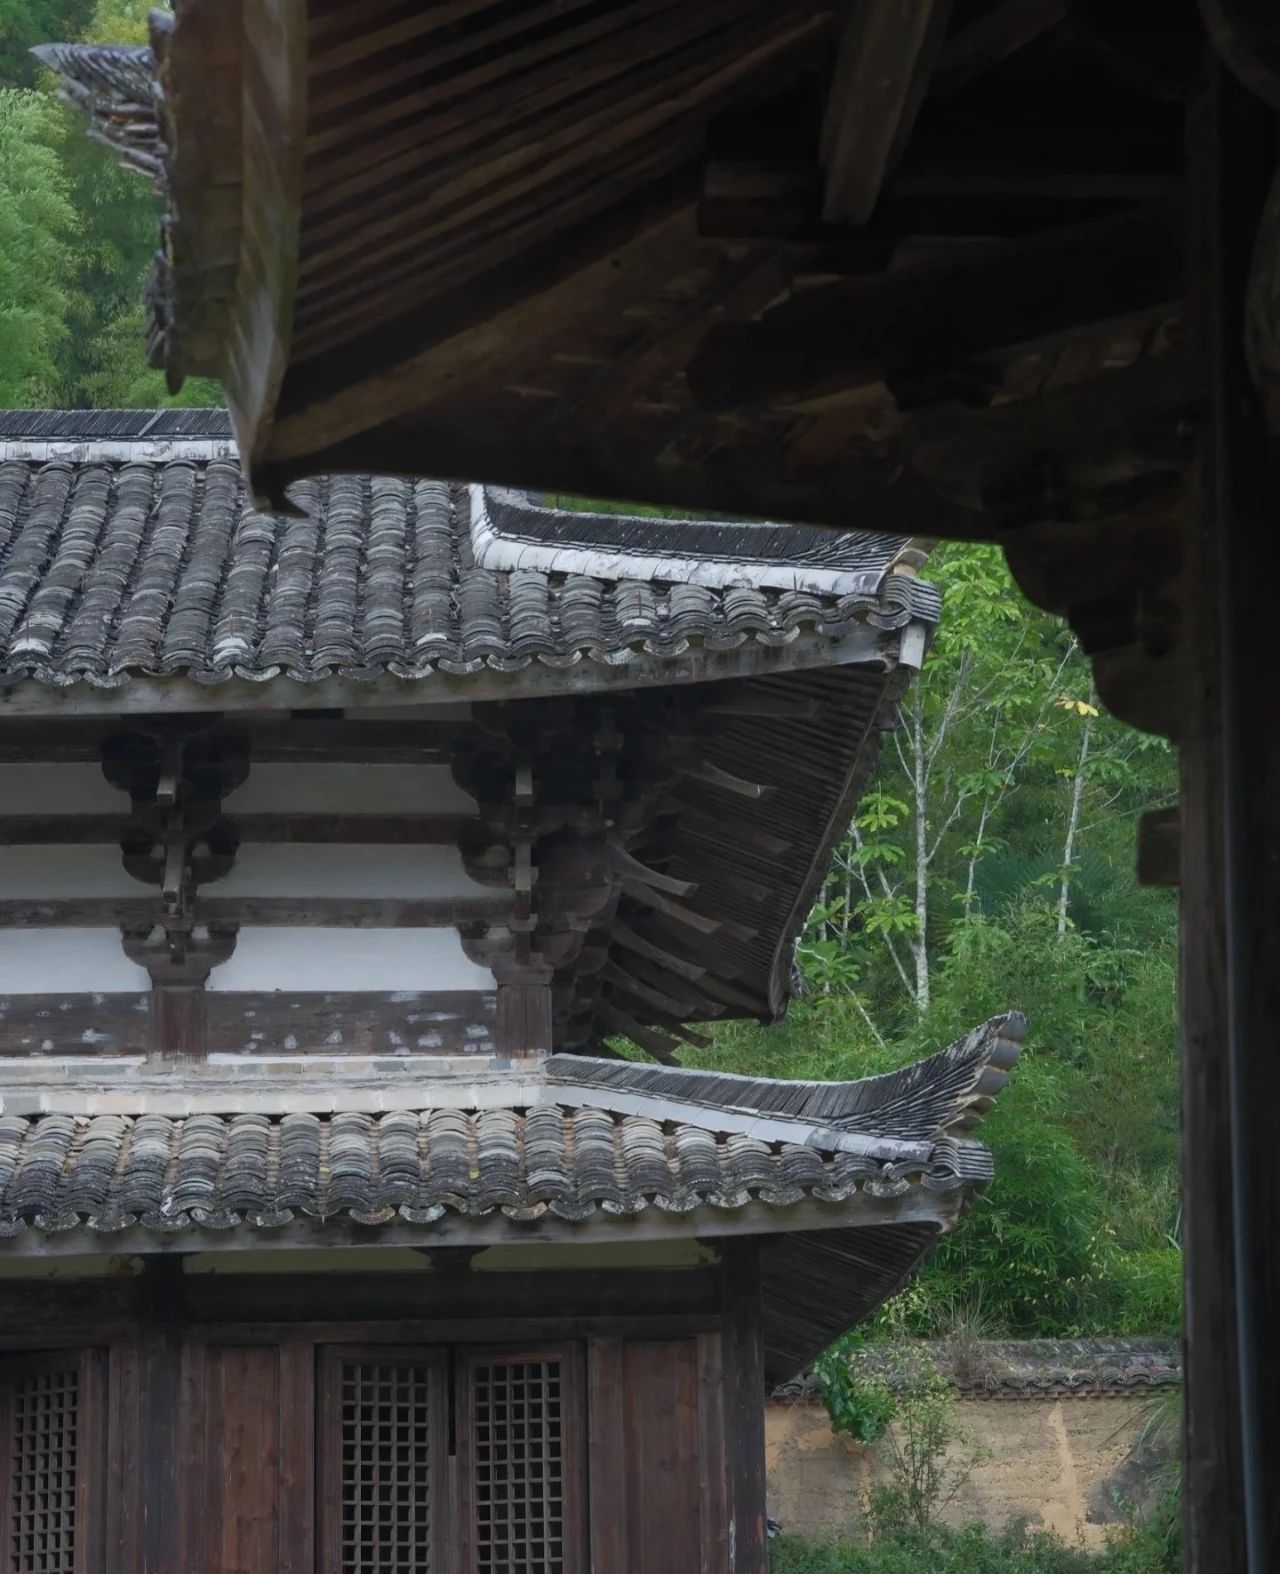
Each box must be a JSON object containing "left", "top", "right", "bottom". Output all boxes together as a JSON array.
[
  {"left": 721, "top": 1240, "right": 767, "bottom": 1574},
  {"left": 1184, "top": 61, "right": 1280, "bottom": 1569},
  {"left": 138, "top": 1257, "right": 185, "bottom": 1574}
]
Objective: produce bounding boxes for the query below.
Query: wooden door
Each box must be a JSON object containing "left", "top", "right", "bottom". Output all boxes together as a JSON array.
[
  {"left": 587, "top": 1335, "right": 726, "bottom": 1574},
  {"left": 179, "top": 1341, "right": 314, "bottom": 1574}
]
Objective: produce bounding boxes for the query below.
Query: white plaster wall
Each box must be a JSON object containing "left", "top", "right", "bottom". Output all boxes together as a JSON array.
[
  {"left": 0, "top": 846, "right": 141, "bottom": 897},
  {"left": 212, "top": 844, "right": 492, "bottom": 899},
  {"left": 0, "top": 764, "right": 128, "bottom": 815},
  {"left": 206, "top": 928, "right": 495, "bottom": 992},
  {"left": 0, "top": 930, "right": 150, "bottom": 992},
  {"left": 224, "top": 764, "right": 478, "bottom": 815}
]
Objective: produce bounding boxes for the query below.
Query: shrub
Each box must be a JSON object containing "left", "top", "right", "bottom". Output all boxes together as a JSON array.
[{"left": 813, "top": 1332, "right": 896, "bottom": 1446}]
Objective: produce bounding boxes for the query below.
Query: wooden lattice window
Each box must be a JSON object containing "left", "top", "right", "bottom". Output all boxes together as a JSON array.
[
  {"left": 0, "top": 1353, "right": 103, "bottom": 1574},
  {"left": 458, "top": 1345, "right": 584, "bottom": 1574},
  {"left": 319, "top": 1348, "right": 448, "bottom": 1573}
]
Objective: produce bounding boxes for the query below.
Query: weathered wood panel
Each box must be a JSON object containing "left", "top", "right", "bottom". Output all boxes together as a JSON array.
[
  {"left": 185, "top": 1269, "right": 721, "bottom": 1328},
  {"left": 0, "top": 992, "right": 151, "bottom": 1054},
  {"left": 205, "top": 989, "right": 498, "bottom": 1055},
  {"left": 0, "top": 895, "right": 511, "bottom": 928},
  {"left": 185, "top": 1343, "right": 292, "bottom": 1574},
  {"left": 0, "top": 812, "right": 470, "bottom": 845},
  {"left": 722, "top": 1241, "right": 767, "bottom": 1574},
  {"left": 587, "top": 1338, "right": 627, "bottom": 1572},
  {"left": 622, "top": 1339, "right": 704, "bottom": 1573},
  {"left": 141, "top": 1259, "right": 184, "bottom": 1574}
]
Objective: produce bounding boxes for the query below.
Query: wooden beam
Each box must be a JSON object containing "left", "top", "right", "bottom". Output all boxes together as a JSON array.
[
  {"left": 688, "top": 200, "right": 1186, "bottom": 412},
  {"left": 1200, "top": 0, "right": 1280, "bottom": 110},
  {"left": 606, "top": 843, "right": 698, "bottom": 898},
  {"left": 0, "top": 895, "right": 512, "bottom": 928},
  {"left": 220, "top": 0, "right": 307, "bottom": 504},
  {"left": 721, "top": 1241, "right": 769, "bottom": 1573},
  {"left": 932, "top": 0, "right": 1065, "bottom": 95},
  {"left": 1192, "top": 64, "right": 1280, "bottom": 1567},
  {"left": 0, "top": 718, "right": 475, "bottom": 764},
  {"left": 821, "top": 0, "right": 954, "bottom": 224},
  {"left": 611, "top": 919, "right": 708, "bottom": 982},
  {"left": 0, "top": 813, "right": 472, "bottom": 846},
  {"left": 908, "top": 347, "right": 1195, "bottom": 498},
  {"left": 595, "top": 1001, "right": 682, "bottom": 1064}
]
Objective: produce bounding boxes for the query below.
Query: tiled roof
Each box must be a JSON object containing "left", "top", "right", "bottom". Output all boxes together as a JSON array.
[
  {"left": 0, "top": 1105, "right": 985, "bottom": 1238},
  {"left": 0, "top": 1014, "right": 1018, "bottom": 1377},
  {"left": 775, "top": 1338, "right": 1182, "bottom": 1402},
  {"left": 0, "top": 416, "right": 937, "bottom": 694},
  {"left": 0, "top": 1016, "right": 1019, "bottom": 1238}
]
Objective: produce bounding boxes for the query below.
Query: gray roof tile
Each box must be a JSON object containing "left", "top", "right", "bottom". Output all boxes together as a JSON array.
[{"left": 0, "top": 421, "right": 938, "bottom": 692}]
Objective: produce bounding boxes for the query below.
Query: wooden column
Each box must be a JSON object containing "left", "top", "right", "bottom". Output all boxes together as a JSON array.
[
  {"left": 137, "top": 1258, "right": 185, "bottom": 1574},
  {"left": 721, "top": 1240, "right": 768, "bottom": 1574},
  {"left": 1184, "top": 61, "right": 1280, "bottom": 1569}
]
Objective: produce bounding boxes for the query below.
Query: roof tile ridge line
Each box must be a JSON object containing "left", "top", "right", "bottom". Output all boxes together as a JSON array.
[
  {"left": 469, "top": 483, "right": 907, "bottom": 600},
  {"left": 545, "top": 1081, "right": 935, "bottom": 1163},
  {"left": 819, "top": 1010, "right": 1027, "bottom": 1134},
  {"left": 548, "top": 1020, "right": 1021, "bottom": 1135}
]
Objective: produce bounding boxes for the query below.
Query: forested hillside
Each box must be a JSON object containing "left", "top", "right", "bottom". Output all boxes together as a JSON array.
[
  {"left": 1, "top": 0, "right": 219, "bottom": 406},
  {"left": 2, "top": 0, "right": 1181, "bottom": 1342},
  {"left": 690, "top": 546, "right": 1182, "bottom": 1339}
]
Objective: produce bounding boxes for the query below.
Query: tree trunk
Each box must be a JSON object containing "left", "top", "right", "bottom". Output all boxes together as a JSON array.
[
  {"left": 963, "top": 797, "right": 992, "bottom": 913},
  {"left": 1056, "top": 697, "right": 1095, "bottom": 938}
]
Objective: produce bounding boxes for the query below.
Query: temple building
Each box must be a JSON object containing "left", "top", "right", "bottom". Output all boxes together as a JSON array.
[{"left": 0, "top": 412, "right": 1018, "bottom": 1572}]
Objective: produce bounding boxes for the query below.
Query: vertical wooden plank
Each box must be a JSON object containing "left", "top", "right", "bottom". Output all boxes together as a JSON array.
[
  {"left": 77, "top": 1347, "right": 109, "bottom": 1574},
  {"left": 587, "top": 1338, "right": 627, "bottom": 1574},
  {"left": 620, "top": 1341, "right": 701, "bottom": 1574},
  {"left": 139, "top": 1258, "right": 185, "bottom": 1574},
  {"left": 214, "top": 1346, "right": 281, "bottom": 1574},
  {"left": 179, "top": 1338, "right": 209, "bottom": 1574},
  {"left": 106, "top": 1340, "right": 143, "bottom": 1574},
  {"left": 151, "top": 986, "right": 208, "bottom": 1058},
  {"left": 697, "top": 1333, "right": 729, "bottom": 1574},
  {"left": 1185, "top": 62, "right": 1280, "bottom": 1571},
  {"left": 277, "top": 1343, "right": 315, "bottom": 1574},
  {"left": 315, "top": 1348, "right": 342, "bottom": 1574},
  {"left": 721, "top": 1241, "right": 767, "bottom": 1574}
]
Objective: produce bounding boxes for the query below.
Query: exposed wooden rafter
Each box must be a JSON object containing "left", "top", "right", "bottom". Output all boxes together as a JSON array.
[
  {"left": 688, "top": 200, "right": 1186, "bottom": 412},
  {"left": 821, "top": 0, "right": 954, "bottom": 224}
]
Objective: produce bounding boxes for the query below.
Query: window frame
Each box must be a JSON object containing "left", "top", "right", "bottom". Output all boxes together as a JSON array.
[
  {"left": 317, "top": 1344, "right": 451, "bottom": 1574},
  {"left": 0, "top": 1349, "right": 106, "bottom": 1574},
  {"left": 455, "top": 1342, "right": 586, "bottom": 1574}
]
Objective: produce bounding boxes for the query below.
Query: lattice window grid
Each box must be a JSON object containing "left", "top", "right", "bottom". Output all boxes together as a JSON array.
[
  {"left": 470, "top": 1359, "right": 566, "bottom": 1574},
  {"left": 4, "top": 1365, "right": 79, "bottom": 1574},
  {"left": 338, "top": 1360, "right": 435, "bottom": 1574}
]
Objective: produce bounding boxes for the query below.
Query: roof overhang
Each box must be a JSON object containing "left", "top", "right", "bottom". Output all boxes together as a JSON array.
[{"left": 0, "top": 620, "right": 911, "bottom": 719}]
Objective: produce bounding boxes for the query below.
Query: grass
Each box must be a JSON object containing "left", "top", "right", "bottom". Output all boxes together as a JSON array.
[{"left": 770, "top": 1516, "right": 1179, "bottom": 1574}]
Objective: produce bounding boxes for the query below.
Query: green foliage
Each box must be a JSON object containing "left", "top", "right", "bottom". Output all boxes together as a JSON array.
[
  {"left": 687, "top": 545, "right": 1181, "bottom": 1340},
  {"left": 770, "top": 1511, "right": 1180, "bottom": 1574},
  {"left": 812, "top": 1332, "right": 896, "bottom": 1446},
  {"left": 1, "top": 0, "right": 93, "bottom": 87},
  {"left": 867, "top": 1344, "right": 982, "bottom": 1539},
  {"left": 1, "top": 0, "right": 224, "bottom": 409},
  {"left": 0, "top": 85, "right": 77, "bottom": 403}
]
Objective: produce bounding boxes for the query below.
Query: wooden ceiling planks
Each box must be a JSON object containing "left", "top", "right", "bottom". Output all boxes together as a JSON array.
[{"left": 49, "top": 0, "right": 1203, "bottom": 596}]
